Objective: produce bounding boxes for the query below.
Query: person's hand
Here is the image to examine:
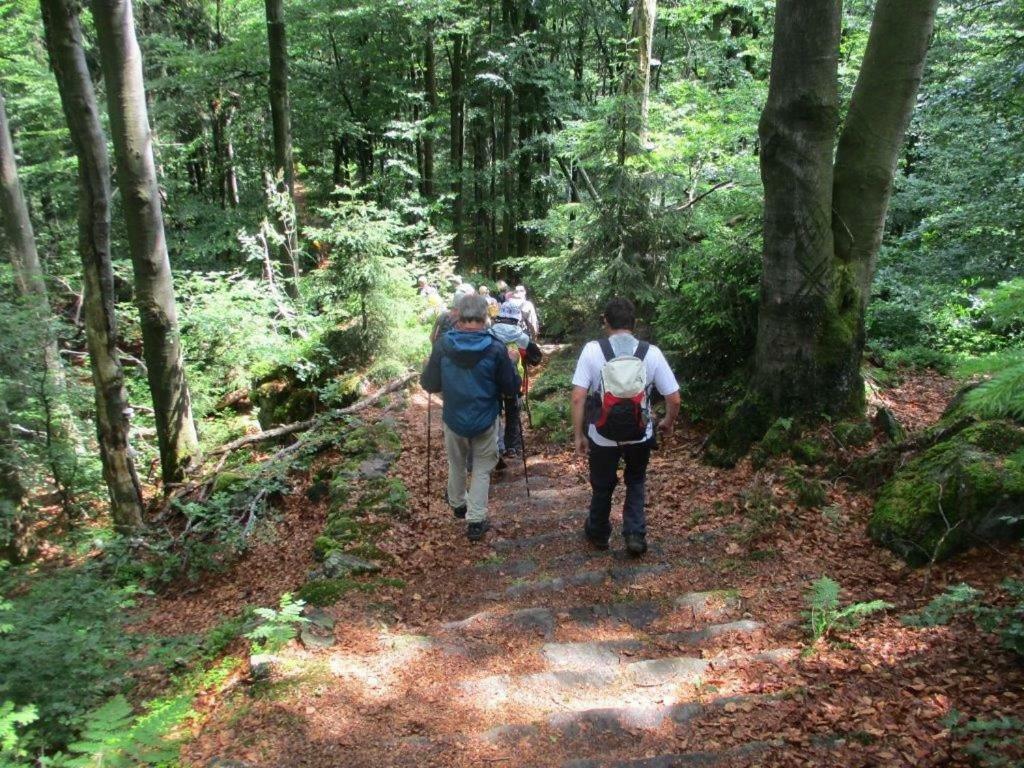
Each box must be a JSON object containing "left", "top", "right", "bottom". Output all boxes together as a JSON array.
[
  {"left": 574, "top": 434, "right": 589, "bottom": 458},
  {"left": 507, "top": 347, "right": 519, "bottom": 363},
  {"left": 657, "top": 418, "right": 675, "bottom": 442}
]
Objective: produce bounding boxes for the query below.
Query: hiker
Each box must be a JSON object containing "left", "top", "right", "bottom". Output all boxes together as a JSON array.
[
  {"left": 512, "top": 285, "right": 540, "bottom": 339},
  {"left": 490, "top": 309, "right": 543, "bottom": 458},
  {"left": 479, "top": 284, "right": 500, "bottom": 319},
  {"left": 494, "top": 279, "right": 510, "bottom": 304},
  {"left": 417, "top": 275, "right": 439, "bottom": 297},
  {"left": 430, "top": 283, "right": 475, "bottom": 344},
  {"left": 422, "top": 293, "right": 521, "bottom": 541},
  {"left": 570, "top": 297, "right": 680, "bottom": 556}
]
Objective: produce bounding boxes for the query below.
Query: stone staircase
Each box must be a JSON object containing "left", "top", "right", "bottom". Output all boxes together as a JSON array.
[{"left": 309, "top": 455, "right": 800, "bottom": 767}]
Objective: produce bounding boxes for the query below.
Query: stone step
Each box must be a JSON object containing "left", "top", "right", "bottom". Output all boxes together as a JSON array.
[
  {"left": 442, "top": 590, "right": 746, "bottom": 641},
  {"left": 482, "top": 694, "right": 769, "bottom": 748},
  {"left": 562, "top": 740, "right": 775, "bottom": 768},
  {"left": 505, "top": 563, "right": 669, "bottom": 598},
  {"left": 461, "top": 650, "right": 795, "bottom": 716}
]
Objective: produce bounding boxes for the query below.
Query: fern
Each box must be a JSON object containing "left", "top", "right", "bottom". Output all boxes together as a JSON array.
[
  {"left": 64, "top": 694, "right": 191, "bottom": 768},
  {"left": 245, "top": 593, "right": 308, "bottom": 653},
  {"left": 805, "top": 576, "right": 892, "bottom": 643},
  {"left": 978, "top": 278, "right": 1024, "bottom": 335},
  {"left": 0, "top": 701, "right": 37, "bottom": 764},
  {"left": 902, "top": 583, "right": 982, "bottom": 627},
  {"left": 963, "top": 361, "right": 1024, "bottom": 420}
]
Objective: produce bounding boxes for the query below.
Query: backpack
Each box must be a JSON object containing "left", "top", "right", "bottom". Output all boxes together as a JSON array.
[{"left": 588, "top": 338, "right": 651, "bottom": 442}]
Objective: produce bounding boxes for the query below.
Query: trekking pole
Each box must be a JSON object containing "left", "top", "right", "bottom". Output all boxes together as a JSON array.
[
  {"left": 426, "top": 393, "right": 432, "bottom": 515},
  {"left": 517, "top": 409, "right": 531, "bottom": 499}
]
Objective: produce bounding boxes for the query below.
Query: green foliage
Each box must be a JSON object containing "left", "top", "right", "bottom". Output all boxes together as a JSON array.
[
  {"left": 0, "top": 568, "right": 140, "bottom": 747},
  {"left": 784, "top": 467, "right": 829, "bottom": 509},
  {"left": 901, "top": 583, "right": 982, "bottom": 627},
  {"left": 961, "top": 356, "right": 1024, "bottom": 421},
  {"left": 63, "top": 694, "right": 191, "bottom": 768},
  {"left": 943, "top": 710, "right": 1024, "bottom": 768},
  {"left": 804, "top": 576, "right": 891, "bottom": 644},
  {"left": 0, "top": 701, "right": 37, "bottom": 765},
  {"left": 974, "top": 580, "right": 1024, "bottom": 657},
  {"left": 245, "top": 593, "right": 308, "bottom": 654}
]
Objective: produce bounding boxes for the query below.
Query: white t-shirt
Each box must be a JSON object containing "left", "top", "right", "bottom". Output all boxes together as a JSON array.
[{"left": 571, "top": 333, "right": 679, "bottom": 447}]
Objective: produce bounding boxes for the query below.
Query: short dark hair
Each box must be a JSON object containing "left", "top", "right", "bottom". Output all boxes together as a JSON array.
[{"left": 602, "top": 297, "right": 636, "bottom": 330}]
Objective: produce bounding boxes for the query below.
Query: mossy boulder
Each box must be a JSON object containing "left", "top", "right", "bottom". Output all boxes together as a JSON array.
[
  {"left": 251, "top": 370, "right": 317, "bottom": 429},
  {"left": 749, "top": 417, "right": 796, "bottom": 468},
  {"left": 869, "top": 420, "right": 1024, "bottom": 564},
  {"left": 834, "top": 420, "right": 874, "bottom": 448},
  {"left": 791, "top": 437, "right": 828, "bottom": 465}
]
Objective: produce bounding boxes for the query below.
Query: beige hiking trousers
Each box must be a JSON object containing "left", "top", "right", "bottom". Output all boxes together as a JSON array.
[{"left": 443, "top": 421, "right": 499, "bottom": 523}]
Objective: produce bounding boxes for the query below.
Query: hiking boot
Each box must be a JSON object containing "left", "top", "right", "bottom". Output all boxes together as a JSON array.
[
  {"left": 584, "top": 523, "right": 609, "bottom": 551},
  {"left": 495, "top": 456, "right": 508, "bottom": 471},
  {"left": 452, "top": 505, "right": 467, "bottom": 519},
  {"left": 624, "top": 533, "right": 648, "bottom": 556},
  {"left": 467, "top": 519, "right": 490, "bottom": 542}
]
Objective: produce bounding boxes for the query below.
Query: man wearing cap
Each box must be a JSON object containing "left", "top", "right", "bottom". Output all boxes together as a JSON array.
[{"left": 422, "top": 294, "right": 521, "bottom": 541}]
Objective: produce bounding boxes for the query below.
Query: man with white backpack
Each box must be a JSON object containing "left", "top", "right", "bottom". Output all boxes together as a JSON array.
[{"left": 571, "top": 298, "right": 681, "bottom": 555}]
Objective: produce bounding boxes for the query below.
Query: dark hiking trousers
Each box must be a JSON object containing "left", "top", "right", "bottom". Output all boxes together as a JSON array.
[
  {"left": 503, "top": 396, "right": 523, "bottom": 456},
  {"left": 586, "top": 438, "right": 651, "bottom": 539}
]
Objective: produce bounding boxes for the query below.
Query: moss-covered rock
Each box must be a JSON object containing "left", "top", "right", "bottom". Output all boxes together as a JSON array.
[
  {"left": 834, "top": 420, "right": 874, "bottom": 448},
  {"left": 297, "top": 578, "right": 360, "bottom": 606},
  {"left": 706, "top": 394, "right": 772, "bottom": 468},
  {"left": 250, "top": 371, "right": 318, "bottom": 429},
  {"left": 869, "top": 420, "right": 1024, "bottom": 564},
  {"left": 355, "top": 476, "right": 408, "bottom": 517},
  {"left": 791, "top": 437, "right": 828, "bottom": 465}
]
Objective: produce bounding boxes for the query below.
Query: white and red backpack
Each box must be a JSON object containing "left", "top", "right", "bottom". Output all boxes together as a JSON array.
[{"left": 588, "top": 338, "right": 651, "bottom": 442}]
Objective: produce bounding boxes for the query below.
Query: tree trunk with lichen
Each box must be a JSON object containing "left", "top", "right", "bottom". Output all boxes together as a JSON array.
[
  {"left": 42, "top": 0, "right": 145, "bottom": 530},
  {"left": 708, "top": 0, "right": 938, "bottom": 465},
  {"left": 90, "top": 0, "right": 201, "bottom": 486}
]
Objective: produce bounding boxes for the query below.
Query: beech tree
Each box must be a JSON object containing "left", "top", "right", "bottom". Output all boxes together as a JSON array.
[
  {"left": 710, "top": 0, "right": 939, "bottom": 462},
  {"left": 0, "top": 389, "right": 30, "bottom": 562},
  {"left": 0, "top": 90, "right": 77, "bottom": 499},
  {"left": 264, "top": 0, "right": 300, "bottom": 296},
  {"left": 41, "top": 0, "right": 145, "bottom": 530},
  {"left": 90, "top": 0, "right": 201, "bottom": 486}
]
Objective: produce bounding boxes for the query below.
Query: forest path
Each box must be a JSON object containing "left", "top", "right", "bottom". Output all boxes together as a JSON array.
[{"left": 182, "top": 370, "right": 1022, "bottom": 768}]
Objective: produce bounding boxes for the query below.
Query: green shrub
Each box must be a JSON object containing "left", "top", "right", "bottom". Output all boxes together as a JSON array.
[{"left": 974, "top": 579, "right": 1024, "bottom": 658}]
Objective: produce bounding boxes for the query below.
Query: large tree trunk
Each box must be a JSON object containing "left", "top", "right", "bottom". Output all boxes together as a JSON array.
[
  {"left": 265, "top": 0, "right": 294, "bottom": 196},
  {"left": 0, "top": 90, "right": 79, "bottom": 501},
  {"left": 830, "top": 0, "right": 939, "bottom": 361},
  {"left": 0, "top": 390, "right": 31, "bottom": 563},
  {"left": 618, "top": 0, "right": 657, "bottom": 164},
  {"left": 263, "top": 0, "right": 300, "bottom": 297},
  {"left": 709, "top": 0, "right": 937, "bottom": 466},
  {"left": 449, "top": 34, "right": 465, "bottom": 260},
  {"left": 752, "top": 0, "right": 844, "bottom": 415},
  {"left": 41, "top": 0, "right": 145, "bottom": 529},
  {"left": 422, "top": 28, "right": 437, "bottom": 200},
  {"left": 90, "top": 0, "right": 201, "bottom": 487}
]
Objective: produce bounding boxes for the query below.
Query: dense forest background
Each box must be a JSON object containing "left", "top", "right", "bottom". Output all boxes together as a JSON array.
[{"left": 1, "top": 0, "right": 1022, "bottom": 763}]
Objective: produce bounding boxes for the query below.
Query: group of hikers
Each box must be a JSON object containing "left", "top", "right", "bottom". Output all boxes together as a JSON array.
[{"left": 420, "top": 277, "right": 680, "bottom": 556}]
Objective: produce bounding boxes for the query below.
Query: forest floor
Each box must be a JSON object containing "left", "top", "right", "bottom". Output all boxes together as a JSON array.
[{"left": 144, "top": 368, "right": 1023, "bottom": 768}]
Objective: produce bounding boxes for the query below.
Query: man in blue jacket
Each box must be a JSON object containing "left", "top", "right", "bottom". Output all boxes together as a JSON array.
[{"left": 422, "top": 294, "right": 521, "bottom": 541}]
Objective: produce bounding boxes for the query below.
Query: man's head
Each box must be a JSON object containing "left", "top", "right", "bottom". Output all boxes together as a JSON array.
[
  {"left": 496, "top": 279, "right": 509, "bottom": 293},
  {"left": 417, "top": 275, "right": 427, "bottom": 287},
  {"left": 601, "top": 297, "right": 636, "bottom": 332},
  {"left": 478, "top": 285, "right": 490, "bottom": 296},
  {"left": 514, "top": 285, "right": 527, "bottom": 299},
  {"left": 456, "top": 293, "right": 489, "bottom": 329}
]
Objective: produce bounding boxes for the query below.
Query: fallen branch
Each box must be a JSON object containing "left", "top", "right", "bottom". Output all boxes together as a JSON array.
[
  {"left": 670, "top": 180, "right": 734, "bottom": 213},
  {"left": 157, "top": 371, "right": 420, "bottom": 520},
  {"left": 210, "top": 370, "right": 418, "bottom": 457}
]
